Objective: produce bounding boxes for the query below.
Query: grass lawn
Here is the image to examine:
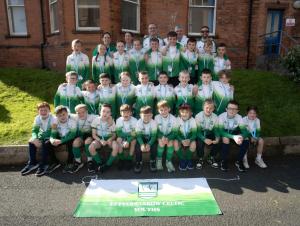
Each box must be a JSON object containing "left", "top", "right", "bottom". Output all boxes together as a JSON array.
[{"left": 0, "top": 68, "right": 300, "bottom": 145}]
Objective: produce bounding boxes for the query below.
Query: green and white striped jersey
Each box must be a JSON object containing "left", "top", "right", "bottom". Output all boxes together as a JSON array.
[
  {"left": 135, "top": 83, "right": 155, "bottom": 117},
  {"left": 91, "top": 55, "right": 113, "bottom": 82},
  {"left": 195, "top": 111, "right": 219, "bottom": 141},
  {"left": 194, "top": 83, "right": 214, "bottom": 115},
  {"left": 177, "top": 117, "right": 197, "bottom": 141},
  {"left": 50, "top": 116, "right": 77, "bottom": 144},
  {"left": 214, "top": 56, "right": 231, "bottom": 75},
  {"left": 115, "top": 83, "right": 136, "bottom": 115},
  {"left": 54, "top": 84, "right": 83, "bottom": 114},
  {"left": 112, "top": 52, "right": 130, "bottom": 83},
  {"left": 66, "top": 52, "right": 90, "bottom": 87},
  {"left": 162, "top": 44, "right": 182, "bottom": 78},
  {"left": 154, "top": 84, "right": 175, "bottom": 111},
  {"left": 242, "top": 116, "right": 261, "bottom": 139},
  {"left": 180, "top": 49, "right": 199, "bottom": 78},
  {"left": 82, "top": 91, "right": 100, "bottom": 115},
  {"left": 145, "top": 50, "right": 163, "bottom": 81},
  {"left": 128, "top": 48, "right": 146, "bottom": 85},
  {"left": 91, "top": 116, "right": 116, "bottom": 140},
  {"left": 135, "top": 119, "right": 157, "bottom": 145},
  {"left": 212, "top": 81, "right": 234, "bottom": 115},
  {"left": 218, "top": 112, "right": 248, "bottom": 139},
  {"left": 73, "top": 114, "right": 96, "bottom": 137},
  {"left": 154, "top": 113, "right": 178, "bottom": 140},
  {"left": 198, "top": 53, "right": 215, "bottom": 81},
  {"left": 31, "top": 114, "right": 57, "bottom": 140},
  {"left": 174, "top": 84, "right": 194, "bottom": 112},
  {"left": 115, "top": 116, "right": 138, "bottom": 142},
  {"left": 97, "top": 85, "right": 116, "bottom": 119}
]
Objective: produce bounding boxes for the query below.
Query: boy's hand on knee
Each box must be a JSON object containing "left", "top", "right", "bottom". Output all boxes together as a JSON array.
[
  {"left": 141, "top": 144, "right": 147, "bottom": 152},
  {"left": 233, "top": 135, "right": 243, "bottom": 145},
  {"left": 123, "top": 141, "right": 129, "bottom": 148},
  {"left": 100, "top": 139, "right": 107, "bottom": 146},
  {"left": 204, "top": 139, "right": 213, "bottom": 145},
  {"left": 145, "top": 144, "right": 151, "bottom": 152}
]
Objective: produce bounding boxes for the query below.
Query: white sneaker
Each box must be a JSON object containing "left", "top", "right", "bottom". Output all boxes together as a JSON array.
[
  {"left": 255, "top": 158, "right": 267, "bottom": 168},
  {"left": 156, "top": 158, "right": 163, "bottom": 171},
  {"left": 243, "top": 156, "right": 250, "bottom": 169},
  {"left": 166, "top": 160, "right": 175, "bottom": 173}
]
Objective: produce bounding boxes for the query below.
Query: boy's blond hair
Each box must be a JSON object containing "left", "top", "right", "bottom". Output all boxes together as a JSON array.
[
  {"left": 140, "top": 106, "right": 152, "bottom": 115},
  {"left": 157, "top": 100, "right": 170, "bottom": 110}
]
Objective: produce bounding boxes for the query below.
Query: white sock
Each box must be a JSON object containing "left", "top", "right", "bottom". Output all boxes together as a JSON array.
[
  {"left": 75, "top": 158, "right": 81, "bottom": 163},
  {"left": 87, "top": 157, "right": 93, "bottom": 162},
  {"left": 256, "top": 154, "right": 262, "bottom": 160},
  {"left": 243, "top": 153, "right": 248, "bottom": 160}
]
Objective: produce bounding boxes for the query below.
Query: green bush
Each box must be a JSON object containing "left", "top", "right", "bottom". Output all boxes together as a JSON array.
[{"left": 283, "top": 45, "right": 300, "bottom": 82}]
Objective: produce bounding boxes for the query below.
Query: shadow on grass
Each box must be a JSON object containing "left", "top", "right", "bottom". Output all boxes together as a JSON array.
[
  {"left": 0, "top": 104, "right": 11, "bottom": 123},
  {"left": 0, "top": 68, "right": 64, "bottom": 103}
]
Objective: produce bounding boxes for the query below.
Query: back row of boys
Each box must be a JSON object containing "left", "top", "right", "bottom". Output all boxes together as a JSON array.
[
  {"left": 21, "top": 96, "right": 267, "bottom": 178},
  {"left": 66, "top": 30, "right": 230, "bottom": 88}
]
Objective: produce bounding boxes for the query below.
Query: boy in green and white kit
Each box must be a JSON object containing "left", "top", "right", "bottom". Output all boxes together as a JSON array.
[
  {"left": 89, "top": 104, "right": 119, "bottom": 173},
  {"left": 145, "top": 38, "right": 163, "bottom": 83},
  {"left": 48, "top": 106, "right": 77, "bottom": 173},
  {"left": 154, "top": 71, "right": 175, "bottom": 114},
  {"left": 115, "top": 72, "right": 136, "bottom": 117},
  {"left": 154, "top": 100, "right": 178, "bottom": 173},
  {"left": 195, "top": 99, "right": 219, "bottom": 169},
  {"left": 21, "top": 102, "right": 57, "bottom": 177},
  {"left": 180, "top": 37, "right": 199, "bottom": 84},
  {"left": 198, "top": 40, "right": 215, "bottom": 81},
  {"left": 174, "top": 104, "right": 197, "bottom": 171},
  {"left": 134, "top": 106, "right": 158, "bottom": 173},
  {"left": 162, "top": 31, "right": 183, "bottom": 86},
  {"left": 71, "top": 104, "right": 96, "bottom": 173},
  {"left": 212, "top": 70, "right": 234, "bottom": 115},
  {"left": 135, "top": 71, "right": 155, "bottom": 118},
  {"left": 97, "top": 73, "right": 116, "bottom": 119},
  {"left": 54, "top": 71, "right": 83, "bottom": 114},
  {"left": 112, "top": 41, "right": 130, "bottom": 83},
  {"left": 92, "top": 44, "right": 113, "bottom": 82},
  {"left": 214, "top": 43, "right": 231, "bottom": 78},
  {"left": 128, "top": 39, "right": 146, "bottom": 85},
  {"left": 242, "top": 106, "right": 267, "bottom": 169},
  {"left": 116, "top": 104, "right": 137, "bottom": 170},
  {"left": 82, "top": 80, "right": 99, "bottom": 115},
  {"left": 174, "top": 70, "right": 194, "bottom": 115},
  {"left": 194, "top": 69, "right": 214, "bottom": 115},
  {"left": 66, "top": 39, "right": 89, "bottom": 88}
]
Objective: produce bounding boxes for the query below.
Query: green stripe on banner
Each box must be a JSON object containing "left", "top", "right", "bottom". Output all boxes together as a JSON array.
[{"left": 73, "top": 178, "right": 222, "bottom": 217}]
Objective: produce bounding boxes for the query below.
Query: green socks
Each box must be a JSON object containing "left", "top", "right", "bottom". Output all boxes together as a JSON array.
[
  {"left": 157, "top": 146, "right": 164, "bottom": 158},
  {"left": 166, "top": 146, "right": 174, "bottom": 161},
  {"left": 106, "top": 155, "right": 117, "bottom": 166}
]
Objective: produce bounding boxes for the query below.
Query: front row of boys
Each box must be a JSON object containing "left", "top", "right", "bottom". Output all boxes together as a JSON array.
[{"left": 21, "top": 98, "right": 267, "bottom": 177}]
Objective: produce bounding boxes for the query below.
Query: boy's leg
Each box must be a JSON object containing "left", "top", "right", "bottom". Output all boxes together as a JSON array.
[
  {"left": 89, "top": 140, "right": 103, "bottom": 166},
  {"left": 149, "top": 142, "right": 157, "bottom": 172},
  {"left": 196, "top": 139, "right": 205, "bottom": 169},
  {"left": 255, "top": 138, "right": 267, "bottom": 168},
  {"left": 134, "top": 142, "right": 143, "bottom": 173},
  {"left": 174, "top": 140, "right": 187, "bottom": 171},
  {"left": 220, "top": 137, "right": 230, "bottom": 171},
  {"left": 156, "top": 139, "right": 165, "bottom": 170},
  {"left": 84, "top": 137, "right": 95, "bottom": 172},
  {"left": 105, "top": 141, "right": 118, "bottom": 168},
  {"left": 71, "top": 137, "right": 85, "bottom": 173},
  {"left": 165, "top": 140, "right": 175, "bottom": 172},
  {"left": 186, "top": 141, "right": 196, "bottom": 170},
  {"left": 45, "top": 140, "right": 62, "bottom": 173},
  {"left": 21, "top": 139, "right": 41, "bottom": 175},
  {"left": 235, "top": 139, "right": 249, "bottom": 172}
]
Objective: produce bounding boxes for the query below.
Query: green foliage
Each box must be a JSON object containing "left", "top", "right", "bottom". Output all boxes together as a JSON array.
[
  {"left": 0, "top": 68, "right": 300, "bottom": 144},
  {"left": 282, "top": 45, "right": 300, "bottom": 82}
]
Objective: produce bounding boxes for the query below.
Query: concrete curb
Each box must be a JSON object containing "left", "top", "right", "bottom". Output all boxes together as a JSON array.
[{"left": 0, "top": 136, "right": 300, "bottom": 166}]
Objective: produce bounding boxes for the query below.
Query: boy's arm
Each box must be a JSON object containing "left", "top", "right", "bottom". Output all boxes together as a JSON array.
[
  {"left": 61, "top": 127, "right": 77, "bottom": 144},
  {"left": 54, "top": 91, "right": 60, "bottom": 107},
  {"left": 136, "top": 130, "right": 144, "bottom": 145},
  {"left": 256, "top": 119, "right": 261, "bottom": 138},
  {"left": 148, "top": 126, "right": 157, "bottom": 146},
  {"left": 49, "top": 125, "right": 58, "bottom": 144},
  {"left": 190, "top": 123, "right": 197, "bottom": 141},
  {"left": 31, "top": 120, "right": 40, "bottom": 140},
  {"left": 218, "top": 124, "right": 233, "bottom": 139}
]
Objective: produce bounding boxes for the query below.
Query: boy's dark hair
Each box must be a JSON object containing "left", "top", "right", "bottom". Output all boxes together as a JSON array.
[
  {"left": 167, "top": 31, "right": 177, "bottom": 38},
  {"left": 187, "top": 37, "right": 197, "bottom": 44},
  {"left": 55, "top": 105, "right": 68, "bottom": 115},
  {"left": 124, "top": 31, "right": 133, "bottom": 37},
  {"left": 179, "top": 103, "right": 191, "bottom": 111},
  {"left": 66, "top": 71, "right": 78, "bottom": 78},
  {"left": 37, "top": 102, "right": 50, "bottom": 110},
  {"left": 227, "top": 100, "right": 239, "bottom": 108},
  {"left": 203, "top": 99, "right": 215, "bottom": 107},
  {"left": 99, "top": 73, "right": 111, "bottom": 80},
  {"left": 101, "top": 103, "right": 112, "bottom": 110},
  {"left": 140, "top": 106, "right": 152, "bottom": 115},
  {"left": 247, "top": 105, "right": 258, "bottom": 113},
  {"left": 150, "top": 37, "right": 159, "bottom": 43},
  {"left": 158, "top": 71, "right": 168, "bottom": 77},
  {"left": 116, "top": 40, "right": 125, "bottom": 45},
  {"left": 218, "top": 43, "right": 227, "bottom": 48},
  {"left": 218, "top": 69, "right": 231, "bottom": 79},
  {"left": 83, "top": 80, "right": 95, "bottom": 90},
  {"left": 133, "top": 38, "right": 142, "bottom": 43},
  {"left": 139, "top": 71, "right": 149, "bottom": 77},
  {"left": 120, "top": 104, "right": 132, "bottom": 112},
  {"left": 201, "top": 68, "right": 212, "bottom": 75},
  {"left": 201, "top": 25, "right": 209, "bottom": 31},
  {"left": 103, "top": 32, "right": 111, "bottom": 37}
]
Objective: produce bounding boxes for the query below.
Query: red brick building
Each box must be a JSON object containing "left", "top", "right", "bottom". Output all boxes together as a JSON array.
[{"left": 0, "top": 0, "right": 299, "bottom": 71}]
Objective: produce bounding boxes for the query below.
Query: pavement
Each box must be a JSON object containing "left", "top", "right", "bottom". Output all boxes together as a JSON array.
[{"left": 0, "top": 155, "right": 300, "bottom": 226}]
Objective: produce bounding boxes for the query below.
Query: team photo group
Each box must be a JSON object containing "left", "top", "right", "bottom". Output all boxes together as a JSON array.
[{"left": 20, "top": 24, "right": 267, "bottom": 178}]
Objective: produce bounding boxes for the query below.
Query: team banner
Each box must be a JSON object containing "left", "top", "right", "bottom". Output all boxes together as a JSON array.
[{"left": 74, "top": 178, "right": 222, "bottom": 217}]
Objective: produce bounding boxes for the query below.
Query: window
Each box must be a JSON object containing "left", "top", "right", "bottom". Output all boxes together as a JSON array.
[
  {"left": 188, "top": 0, "right": 217, "bottom": 36},
  {"left": 75, "top": 0, "right": 100, "bottom": 31},
  {"left": 121, "top": 0, "right": 140, "bottom": 33},
  {"left": 49, "top": 0, "right": 59, "bottom": 33},
  {"left": 6, "top": 0, "right": 28, "bottom": 35}
]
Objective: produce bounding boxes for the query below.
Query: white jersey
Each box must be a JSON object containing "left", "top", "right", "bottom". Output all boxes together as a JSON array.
[
  {"left": 214, "top": 56, "right": 231, "bottom": 74},
  {"left": 74, "top": 114, "right": 96, "bottom": 134},
  {"left": 56, "top": 117, "right": 77, "bottom": 137},
  {"left": 218, "top": 112, "right": 243, "bottom": 131},
  {"left": 116, "top": 116, "right": 138, "bottom": 134},
  {"left": 155, "top": 114, "right": 178, "bottom": 135},
  {"left": 195, "top": 111, "right": 218, "bottom": 131},
  {"left": 33, "top": 114, "right": 57, "bottom": 133},
  {"left": 143, "top": 36, "right": 164, "bottom": 51},
  {"left": 196, "top": 39, "right": 217, "bottom": 55},
  {"left": 164, "top": 35, "right": 188, "bottom": 47},
  {"left": 91, "top": 117, "right": 116, "bottom": 138}
]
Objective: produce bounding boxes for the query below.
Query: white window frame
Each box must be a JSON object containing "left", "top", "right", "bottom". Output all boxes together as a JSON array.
[
  {"left": 6, "top": 0, "right": 28, "bottom": 36},
  {"left": 49, "top": 0, "right": 59, "bottom": 33},
  {"left": 188, "top": 0, "right": 217, "bottom": 36},
  {"left": 75, "top": 0, "right": 100, "bottom": 31},
  {"left": 121, "top": 0, "right": 140, "bottom": 34}
]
